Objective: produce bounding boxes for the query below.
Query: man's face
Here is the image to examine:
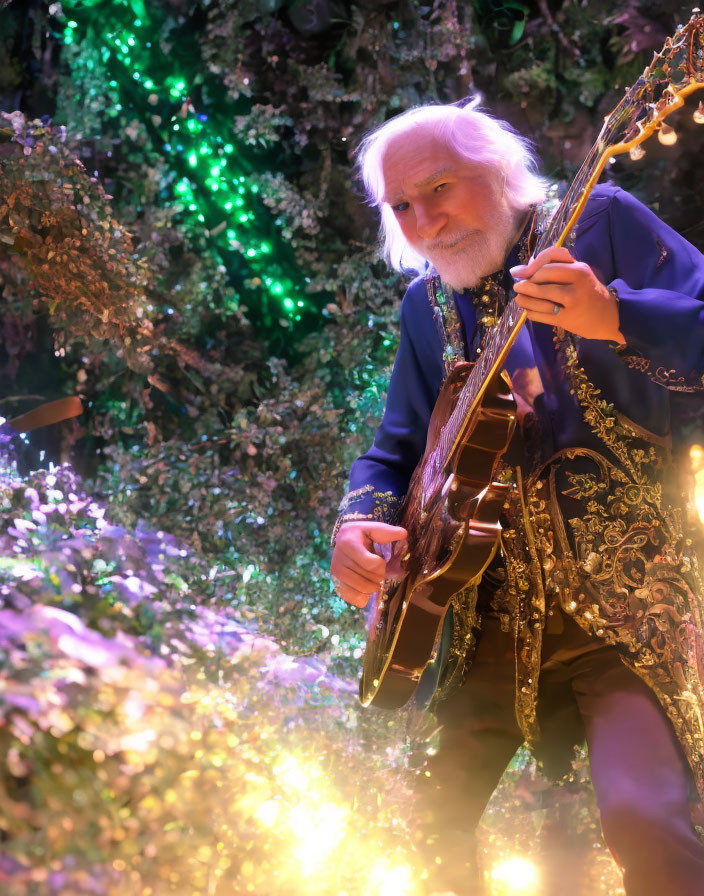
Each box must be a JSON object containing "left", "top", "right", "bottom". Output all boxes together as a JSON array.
[{"left": 381, "top": 126, "right": 521, "bottom": 290}]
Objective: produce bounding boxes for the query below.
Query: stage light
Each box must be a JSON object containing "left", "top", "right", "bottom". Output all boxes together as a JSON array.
[
  {"left": 489, "top": 855, "right": 541, "bottom": 894},
  {"left": 366, "top": 859, "right": 422, "bottom": 896},
  {"left": 690, "top": 445, "right": 704, "bottom": 526}
]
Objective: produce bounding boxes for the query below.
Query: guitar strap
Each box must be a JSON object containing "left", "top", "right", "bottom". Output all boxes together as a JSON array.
[{"left": 424, "top": 274, "right": 465, "bottom": 376}]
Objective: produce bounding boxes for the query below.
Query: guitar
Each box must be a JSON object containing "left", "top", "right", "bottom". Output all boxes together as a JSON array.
[{"left": 360, "top": 11, "right": 704, "bottom": 709}]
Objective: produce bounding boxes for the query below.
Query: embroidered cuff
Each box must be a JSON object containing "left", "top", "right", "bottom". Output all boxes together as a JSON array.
[
  {"left": 608, "top": 336, "right": 704, "bottom": 392},
  {"left": 330, "top": 486, "right": 402, "bottom": 547},
  {"left": 617, "top": 354, "right": 704, "bottom": 391}
]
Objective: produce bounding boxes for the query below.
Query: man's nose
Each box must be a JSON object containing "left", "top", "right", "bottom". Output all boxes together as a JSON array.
[{"left": 415, "top": 203, "right": 447, "bottom": 240}]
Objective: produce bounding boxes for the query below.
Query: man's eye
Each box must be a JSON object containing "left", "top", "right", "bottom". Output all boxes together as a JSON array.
[
  {"left": 434, "top": 182, "right": 448, "bottom": 193},
  {"left": 392, "top": 201, "right": 409, "bottom": 213}
]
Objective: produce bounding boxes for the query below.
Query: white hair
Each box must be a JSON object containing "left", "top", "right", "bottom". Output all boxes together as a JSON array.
[{"left": 355, "top": 98, "right": 549, "bottom": 274}]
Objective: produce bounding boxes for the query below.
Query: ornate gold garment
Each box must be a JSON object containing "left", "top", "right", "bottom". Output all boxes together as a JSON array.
[{"left": 431, "top": 311, "right": 704, "bottom": 802}]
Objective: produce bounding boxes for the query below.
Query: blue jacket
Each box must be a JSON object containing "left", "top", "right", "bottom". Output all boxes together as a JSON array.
[{"left": 335, "top": 183, "right": 704, "bottom": 528}]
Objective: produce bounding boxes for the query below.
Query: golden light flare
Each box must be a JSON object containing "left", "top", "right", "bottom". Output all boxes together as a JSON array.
[
  {"left": 290, "top": 800, "right": 350, "bottom": 869},
  {"left": 488, "top": 855, "right": 541, "bottom": 895},
  {"left": 253, "top": 798, "right": 281, "bottom": 827},
  {"left": 0, "top": 453, "right": 636, "bottom": 895},
  {"left": 366, "top": 858, "right": 424, "bottom": 896},
  {"left": 690, "top": 445, "right": 704, "bottom": 526}
]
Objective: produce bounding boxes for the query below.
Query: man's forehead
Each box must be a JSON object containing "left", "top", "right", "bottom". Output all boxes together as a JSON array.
[
  {"left": 380, "top": 131, "right": 476, "bottom": 199},
  {"left": 410, "top": 164, "right": 457, "bottom": 189}
]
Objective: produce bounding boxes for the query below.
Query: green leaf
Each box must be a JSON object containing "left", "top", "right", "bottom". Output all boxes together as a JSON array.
[{"left": 510, "top": 18, "right": 526, "bottom": 44}]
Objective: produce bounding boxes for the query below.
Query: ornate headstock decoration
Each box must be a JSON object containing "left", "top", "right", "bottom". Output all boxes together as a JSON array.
[
  {"left": 611, "top": 9, "right": 704, "bottom": 152},
  {"left": 555, "top": 10, "right": 704, "bottom": 248}
]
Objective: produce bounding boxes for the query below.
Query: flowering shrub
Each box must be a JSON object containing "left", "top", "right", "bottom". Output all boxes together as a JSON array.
[{"left": 0, "top": 432, "right": 434, "bottom": 894}]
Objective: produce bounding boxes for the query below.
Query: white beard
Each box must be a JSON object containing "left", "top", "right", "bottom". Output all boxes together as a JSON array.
[{"left": 425, "top": 204, "right": 522, "bottom": 291}]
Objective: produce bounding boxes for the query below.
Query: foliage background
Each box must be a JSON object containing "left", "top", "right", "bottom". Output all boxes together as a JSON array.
[{"left": 0, "top": 0, "right": 703, "bottom": 892}]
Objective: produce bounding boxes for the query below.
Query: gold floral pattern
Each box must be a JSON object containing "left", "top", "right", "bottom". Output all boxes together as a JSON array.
[
  {"left": 615, "top": 347, "right": 704, "bottom": 392},
  {"left": 330, "top": 488, "right": 400, "bottom": 546},
  {"left": 429, "top": 277, "right": 704, "bottom": 802},
  {"left": 337, "top": 484, "right": 375, "bottom": 514},
  {"left": 431, "top": 582, "right": 481, "bottom": 705},
  {"left": 518, "top": 325, "right": 704, "bottom": 800}
]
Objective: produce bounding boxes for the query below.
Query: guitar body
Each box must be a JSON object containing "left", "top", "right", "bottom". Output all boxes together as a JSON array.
[{"left": 359, "top": 362, "right": 517, "bottom": 709}]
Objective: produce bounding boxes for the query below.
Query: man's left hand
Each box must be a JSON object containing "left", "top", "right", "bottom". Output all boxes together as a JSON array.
[{"left": 510, "top": 246, "right": 625, "bottom": 344}]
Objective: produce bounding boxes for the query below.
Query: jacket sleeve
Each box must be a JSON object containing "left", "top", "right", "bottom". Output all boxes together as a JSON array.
[
  {"left": 331, "top": 277, "right": 445, "bottom": 544},
  {"left": 607, "top": 187, "right": 704, "bottom": 391}
]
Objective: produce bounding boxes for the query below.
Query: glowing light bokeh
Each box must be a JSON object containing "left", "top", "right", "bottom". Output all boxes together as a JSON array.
[
  {"left": 488, "top": 855, "right": 541, "bottom": 895},
  {"left": 366, "top": 858, "right": 424, "bottom": 896},
  {"left": 690, "top": 444, "right": 704, "bottom": 526}
]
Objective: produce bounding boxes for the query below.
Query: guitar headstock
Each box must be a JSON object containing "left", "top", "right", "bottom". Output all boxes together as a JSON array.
[
  {"left": 604, "top": 10, "right": 704, "bottom": 157},
  {"left": 553, "top": 11, "right": 704, "bottom": 249}
]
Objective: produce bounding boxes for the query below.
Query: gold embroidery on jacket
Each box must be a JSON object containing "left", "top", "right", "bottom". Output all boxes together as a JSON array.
[
  {"left": 408, "top": 228, "right": 704, "bottom": 804},
  {"left": 331, "top": 488, "right": 400, "bottom": 546},
  {"left": 431, "top": 583, "right": 480, "bottom": 705},
  {"left": 616, "top": 349, "right": 704, "bottom": 391},
  {"left": 540, "top": 326, "right": 704, "bottom": 801},
  {"left": 425, "top": 275, "right": 465, "bottom": 376},
  {"left": 436, "top": 322, "right": 704, "bottom": 802}
]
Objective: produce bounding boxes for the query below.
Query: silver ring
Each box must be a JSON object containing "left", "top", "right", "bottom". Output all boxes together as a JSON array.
[{"left": 552, "top": 303, "right": 560, "bottom": 315}]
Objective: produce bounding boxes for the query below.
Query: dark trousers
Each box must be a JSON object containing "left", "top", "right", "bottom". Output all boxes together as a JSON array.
[{"left": 416, "top": 614, "right": 704, "bottom": 895}]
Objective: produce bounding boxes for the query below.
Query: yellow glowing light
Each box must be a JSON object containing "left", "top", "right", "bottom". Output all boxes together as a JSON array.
[
  {"left": 629, "top": 144, "right": 646, "bottom": 161},
  {"left": 274, "top": 753, "right": 316, "bottom": 793},
  {"left": 366, "top": 859, "right": 423, "bottom": 896},
  {"left": 119, "top": 729, "right": 157, "bottom": 752},
  {"left": 253, "top": 798, "right": 281, "bottom": 828},
  {"left": 489, "top": 855, "right": 540, "bottom": 895},
  {"left": 690, "top": 445, "right": 704, "bottom": 526},
  {"left": 290, "top": 800, "right": 350, "bottom": 869}
]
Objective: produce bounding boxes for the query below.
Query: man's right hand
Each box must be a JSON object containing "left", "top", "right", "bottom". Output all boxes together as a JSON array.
[{"left": 330, "top": 520, "right": 408, "bottom": 608}]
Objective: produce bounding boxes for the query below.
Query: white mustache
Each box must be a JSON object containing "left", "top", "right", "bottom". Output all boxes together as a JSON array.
[{"left": 429, "top": 231, "right": 477, "bottom": 250}]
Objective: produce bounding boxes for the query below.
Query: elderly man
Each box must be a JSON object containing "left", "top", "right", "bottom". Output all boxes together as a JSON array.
[{"left": 330, "top": 99, "right": 704, "bottom": 895}]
